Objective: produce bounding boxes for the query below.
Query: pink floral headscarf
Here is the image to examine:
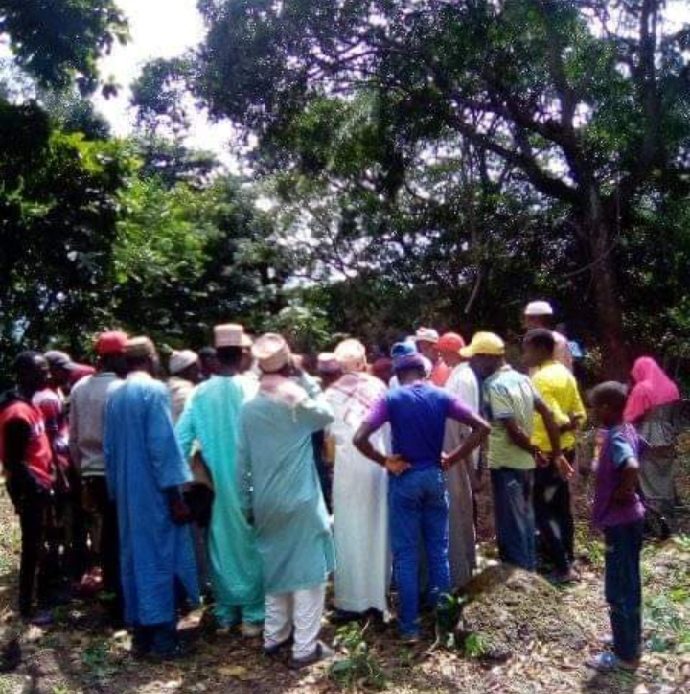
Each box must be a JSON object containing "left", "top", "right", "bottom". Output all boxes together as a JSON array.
[{"left": 623, "top": 356, "right": 680, "bottom": 423}]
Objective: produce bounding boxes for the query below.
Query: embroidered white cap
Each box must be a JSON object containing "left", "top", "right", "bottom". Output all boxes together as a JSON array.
[
  {"left": 414, "top": 327, "right": 440, "bottom": 344},
  {"left": 524, "top": 301, "right": 554, "bottom": 316},
  {"left": 252, "top": 333, "right": 290, "bottom": 373},
  {"left": 214, "top": 324, "right": 245, "bottom": 348},
  {"left": 169, "top": 350, "right": 198, "bottom": 375}
]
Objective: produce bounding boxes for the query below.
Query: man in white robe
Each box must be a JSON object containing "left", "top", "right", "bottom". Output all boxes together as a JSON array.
[
  {"left": 439, "top": 333, "right": 480, "bottom": 589},
  {"left": 326, "top": 339, "right": 390, "bottom": 622}
]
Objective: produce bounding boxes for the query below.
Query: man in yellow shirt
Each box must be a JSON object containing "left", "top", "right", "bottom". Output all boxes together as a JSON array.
[{"left": 523, "top": 329, "right": 586, "bottom": 583}]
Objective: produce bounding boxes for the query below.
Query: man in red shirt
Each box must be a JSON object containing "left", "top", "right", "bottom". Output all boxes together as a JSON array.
[{"left": 0, "top": 352, "right": 55, "bottom": 619}]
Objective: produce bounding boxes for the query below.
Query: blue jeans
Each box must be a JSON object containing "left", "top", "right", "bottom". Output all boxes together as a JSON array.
[
  {"left": 389, "top": 467, "right": 450, "bottom": 636},
  {"left": 491, "top": 468, "right": 536, "bottom": 571},
  {"left": 604, "top": 521, "right": 643, "bottom": 662}
]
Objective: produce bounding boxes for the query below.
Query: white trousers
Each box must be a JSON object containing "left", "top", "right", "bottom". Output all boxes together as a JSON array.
[{"left": 264, "top": 584, "right": 326, "bottom": 659}]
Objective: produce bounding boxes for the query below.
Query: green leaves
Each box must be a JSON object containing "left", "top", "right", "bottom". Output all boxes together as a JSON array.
[{"left": 0, "top": 0, "right": 129, "bottom": 93}]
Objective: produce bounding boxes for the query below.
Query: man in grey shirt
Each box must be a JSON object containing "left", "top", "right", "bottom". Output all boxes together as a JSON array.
[{"left": 69, "top": 331, "right": 127, "bottom": 624}]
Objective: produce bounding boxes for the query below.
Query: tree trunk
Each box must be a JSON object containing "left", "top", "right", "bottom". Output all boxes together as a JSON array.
[{"left": 584, "top": 192, "right": 629, "bottom": 380}]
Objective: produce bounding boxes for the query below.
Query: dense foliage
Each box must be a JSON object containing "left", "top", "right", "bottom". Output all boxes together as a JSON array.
[
  {"left": 0, "top": 0, "right": 689, "bottom": 381},
  {"left": 185, "top": 0, "right": 690, "bottom": 376}
]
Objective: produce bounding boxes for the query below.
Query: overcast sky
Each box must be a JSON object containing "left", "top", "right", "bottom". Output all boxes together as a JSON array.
[{"left": 94, "top": 0, "right": 231, "bottom": 158}]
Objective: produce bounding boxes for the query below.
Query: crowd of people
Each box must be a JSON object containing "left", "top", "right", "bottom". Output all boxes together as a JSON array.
[{"left": 0, "top": 300, "right": 683, "bottom": 674}]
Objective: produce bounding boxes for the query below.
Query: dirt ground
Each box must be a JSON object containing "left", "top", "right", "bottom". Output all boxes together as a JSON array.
[{"left": 0, "top": 451, "right": 689, "bottom": 693}]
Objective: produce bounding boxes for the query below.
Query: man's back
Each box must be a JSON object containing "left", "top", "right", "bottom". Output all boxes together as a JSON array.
[
  {"left": 105, "top": 373, "right": 187, "bottom": 498},
  {"left": 531, "top": 361, "right": 585, "bottom": 452},
  {"left": 177, "top": 375, "right": 245, "bottom": 470},
  {"left": 484, "top": 366, "right": 537, "bottom": 469},
  {"left": 386, "top": 382, "right": 453, "bottom": 469},
  {"left": 70, "top": 373, "right": 122, "bottom": 476}
]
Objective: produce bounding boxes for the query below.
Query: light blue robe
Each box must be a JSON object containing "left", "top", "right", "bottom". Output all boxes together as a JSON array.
[
  {"left": 104, "top": 372, "right": 198, "bottom": 626},
  {"left": 237, "top": 374, "right": 335, "bottom": 595},
  {"left": 176, "top": 376, "right": 264, "bottom": 625}
]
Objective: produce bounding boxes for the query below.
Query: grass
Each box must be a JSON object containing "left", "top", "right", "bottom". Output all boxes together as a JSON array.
[{"left": 642, "top": 533, "right": 690, "bottom": 655}]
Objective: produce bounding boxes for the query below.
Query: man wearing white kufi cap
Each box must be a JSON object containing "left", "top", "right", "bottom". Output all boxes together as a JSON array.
[
  {"left": 326, "top": 339, "right": 391, "bottom": 623},
  {"left": 523, "top": 301, "right": 573, "bottom": 371},
  {"left": 237, "top": 333, "right": 336, "bottom": 668},
  {"left": 167, "top": 350, "right": 199, "bottom": 423},
  {"left": 176, "top": 324, "right": 265, "bottom": 636}
]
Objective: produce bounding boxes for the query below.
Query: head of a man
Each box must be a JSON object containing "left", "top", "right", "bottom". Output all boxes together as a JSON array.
[
  {"left": 523, "top": 301, "right": 555, "bottom": 331},
  {"left": 125, "top": 337, "right": 158, "bottom": 375},
  {"left": 371, "top": 357, "right": 393, "bottom": 385},
  {"left": 317, "top": 352, "right": 343, "bottom": 389},
  {"left": 252, "top": 333, "right": 291, "bottom": 376},
  {"left": 589, "top": 381, "right": 628, "bottom": 427},
  {"left": 198, "top": 347, "right": 220, "bottom": 379},
  {"left": 414, "top": 328, "right": 440, "bottom": 362},
  {"left": 391, "top": 341, "right": 427, "bottom": 384},
  {"left": 15, "top": 352, "right": 50, "bottom": 397},
  {"left": 438, "top": 332, "right": 465, "bottom": 368},
  {"left": 44, "top": 350, "right": 75, "bottom": 389},
  {"left": 216, "top": 346, "right": 243, "bottom": 374},
  {"left": 334, "top": 339, "right": 367, "bottom": 374},
  {"left": 95, "top": 330, "right": 129, "bottom": 378},
  {"left": 522, "top": 329, "right": 556, "bottom": 369},
  {"left": 461, "top": 332, "right": 505, "bottom": 378},
  {"left": 169, "top": 350, "right": 200, "bottom": 383},
  {"left": 396, "top": 363, "right": 427, "bottom": 384}
]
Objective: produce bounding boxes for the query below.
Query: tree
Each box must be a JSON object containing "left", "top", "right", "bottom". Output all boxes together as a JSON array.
[
  {"left": 189, "top": 0, "right": 690, "bottom": 376},
  {"left": 0, "top": 0, "right": 127, "bottom": 94},
  {"left": 112, "top": 173, "right": 292, "bottom": 348},
  {"left": 0, "top": 101, "right": 135, "bottom": 366}
]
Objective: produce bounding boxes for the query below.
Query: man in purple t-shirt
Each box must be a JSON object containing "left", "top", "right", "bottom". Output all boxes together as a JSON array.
[
  {"left": 353, "top": 343, "right": 489, "bottom": 641},
  {"left": 587, "top": 381, "right": 645, "bottom": 673}
]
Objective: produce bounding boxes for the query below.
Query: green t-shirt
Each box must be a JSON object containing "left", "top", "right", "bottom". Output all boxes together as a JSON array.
[{"left": 484, "top": 365, "right": 540, "bottom": 470}]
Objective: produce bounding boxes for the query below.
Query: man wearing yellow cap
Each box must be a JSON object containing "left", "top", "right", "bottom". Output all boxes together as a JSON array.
[{"left": 461, "top": 333, "right": 570, "bottom": 572}]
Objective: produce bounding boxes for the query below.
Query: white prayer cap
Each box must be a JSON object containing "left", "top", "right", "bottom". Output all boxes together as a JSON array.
[
  {"left": 524, "top": 301, "right": 554, "bottom": 316},
  {"left": 214, "top": 323, "right": 245, "bottom": 348},
  {"left": 414, "top": 327, "right": 440, "bottom": 344},
  {"left": 252, "top": 333, "right": 290, "bottom": 373},
  {"left": 334, "top": 339, "right": 367, "bottom": 373},
  {"left": 169, "top": 350, "right": 198, "bottom": 375}
]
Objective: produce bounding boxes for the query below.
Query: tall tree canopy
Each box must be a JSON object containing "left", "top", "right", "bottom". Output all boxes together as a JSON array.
[
  {"left": 0, "top": 0, "right": 127, "bottom": 93},
  {"left": 182, "top": 0, "right": 690, "bottom": 376}
]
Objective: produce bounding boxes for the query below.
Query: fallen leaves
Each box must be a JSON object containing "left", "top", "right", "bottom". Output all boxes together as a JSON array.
[{"left": 216, "top": 664, "right": 260, "bottom": 680}]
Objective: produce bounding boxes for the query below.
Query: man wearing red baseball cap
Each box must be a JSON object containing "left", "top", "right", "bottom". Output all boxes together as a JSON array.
[{"left": 69, "top": 330, "right": 128, "bottom": 623}]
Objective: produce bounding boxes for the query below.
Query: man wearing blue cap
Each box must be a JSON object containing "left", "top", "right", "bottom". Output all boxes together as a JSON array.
[{"left": 353, "top": 342, "right": 490, "bottom": 641}]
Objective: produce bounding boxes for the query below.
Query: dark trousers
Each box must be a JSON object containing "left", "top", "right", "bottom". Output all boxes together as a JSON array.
[
  {"left": 132, "top": 621, "right": 178, "bottom": 656},
  {"left": 534, "top": 452, "right": 575, "bottom": 574},
  {"left": 604, "top": 521, "right": 643, "bottom": 662},
  {"left": 82, "top": 476, "right": 122, "bottom": 619},
  {"left": 15, "top": 486, "right": 49, "bottom": 617},
  {"left": 491, "top": 468, "right": 536, "bottom": 571}
]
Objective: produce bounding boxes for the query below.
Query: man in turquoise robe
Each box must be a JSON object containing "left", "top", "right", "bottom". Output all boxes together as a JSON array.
[
  {"left": 237, "top": 333, "right": 335, "bottom": 669},
  {"left": 104, "top": 337, "right": 198, "bottom": 659},
  {"left": 176, "top": 324, "right": 264, "bottom": 634}
]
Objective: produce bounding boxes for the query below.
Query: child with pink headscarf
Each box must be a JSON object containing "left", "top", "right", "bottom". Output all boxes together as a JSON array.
[{"left": 624, "top": 357, "right": 681, "bottom": 527}]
